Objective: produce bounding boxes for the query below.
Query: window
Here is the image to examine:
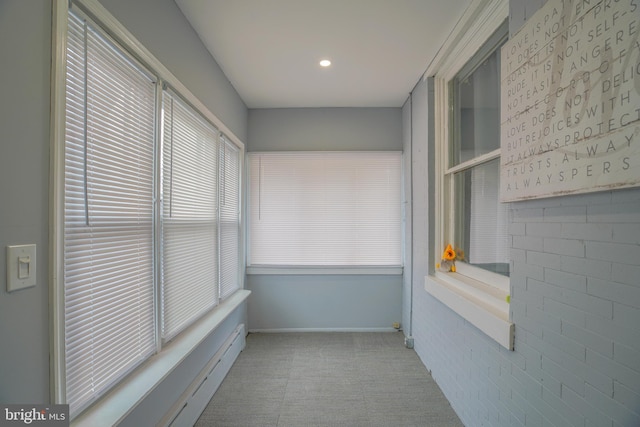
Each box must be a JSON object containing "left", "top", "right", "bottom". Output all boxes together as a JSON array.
[
  {"left": 219, "top": 136, "right": 242, "bottom": 297},
  {"left": 161, "top": 90, "right": 220, "bottom": 341},
  {"left": 248, "top": 152, "right": 402, "bottom": 271},
  {"left": 426, "top": 2, "right": 513, "bottom": 350},
  {"left": 63, "top": 10, "right": 157, "bottom": 414},
  {"left": 448, "top": 25, "right": 509, "bottom": 277},
  {"left": 54, "top": 4, "right": 243, "bottom": 417}
]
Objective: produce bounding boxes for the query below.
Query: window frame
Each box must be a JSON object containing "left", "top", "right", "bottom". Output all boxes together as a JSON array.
[
  {"left": 50, "top": 0, "right": 247, "bottom": 421},
  {"left": 446, "top": 20, "right": 509, "bottom": 280},
  {"left": 160, "top": 87, "right": 223, "bottom": 342},
  {"left": 425, "top": 0, "right": 514, "bottom": 350},
  {"left": 246, "top": 151, "right": 404, "bottom": 275},
  {"left": 61, "top": 9, "right": 159, "bottom": 414}
]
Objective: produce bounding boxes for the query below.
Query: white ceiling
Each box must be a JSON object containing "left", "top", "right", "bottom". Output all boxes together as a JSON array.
[{"left": 174, "top": 0, "right": 472, "bottom": 109}]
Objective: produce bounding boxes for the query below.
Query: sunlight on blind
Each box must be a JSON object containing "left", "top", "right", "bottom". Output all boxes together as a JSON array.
[
  {"left": 219, "top": 136, "right": 241, "bottom": 298},
  {"left": 161, "top": 90, "right": 219, "bottom": 341},
  {"left": 64, "top": 11, "right": 156, "bottom": 416},
  {"left": 248, "top": 152, "right": 402, "bottom": 266}
]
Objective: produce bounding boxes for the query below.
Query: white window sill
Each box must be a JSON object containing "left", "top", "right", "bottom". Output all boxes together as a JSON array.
[
  {"left": 246, "top": 265, "right": 403, "bottom": 275},
  {"left": 71, "top": 289, "right": 251, "bottom": 427},
  {"left": 425, "top": 269, "right": 514, "bottom": 350}
]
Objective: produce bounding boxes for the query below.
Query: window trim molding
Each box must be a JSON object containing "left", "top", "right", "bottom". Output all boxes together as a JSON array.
[
  {"left": 50, "top": 0, "right": 68, "bottom": 404},
  {"left": 50, "top": 0, "right": 246, "bottom": 413},
  {"left": 445, "top": 148, "right": 501, "bottom": 175},
  {"left": 423, "top": 0, "right": 509, "bottom": 80},
  {"left": 425, "top": 276, "right": 513, "bottom": 349},
  {"left": 246, "top": 265, "right": 403, "bottom": 276},
  {"left": 424, "top": 0, "right": 514, "bottom": 350}
]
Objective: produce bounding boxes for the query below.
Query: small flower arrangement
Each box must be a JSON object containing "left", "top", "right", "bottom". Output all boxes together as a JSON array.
[{"left": 436, "top": 244, "right": 463, "bottom": 273}]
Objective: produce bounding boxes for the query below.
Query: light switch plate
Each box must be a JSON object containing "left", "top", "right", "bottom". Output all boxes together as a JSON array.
[{"left": 7, "top": 244, "right": 36, "bottom": 292}]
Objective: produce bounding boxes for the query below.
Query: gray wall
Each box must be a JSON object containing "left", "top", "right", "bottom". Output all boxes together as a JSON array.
[
  {"left": 405, "top": 77, "right": 435, "bottom": 342},
  {"left": 248, "top": 107, "right": 402, "bottom": 152},
  {"left": 246, "top": 275, "right": 401, "bottom": 331},
  {"left": 0, "top": 0, "right": 52, "bottom": 404},
  {"left": 246, "top": 108, "right": 403, "bottom": 331},
  {"left": 0, "top": 1, "right": 248, "bottom": 422},
  {"left": 408, "top": 1, "right": 640, "bottom": 426}
]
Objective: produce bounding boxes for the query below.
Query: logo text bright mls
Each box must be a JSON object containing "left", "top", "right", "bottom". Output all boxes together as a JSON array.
[{"left": 2, "top": 406, "right": 67, "bottom": 425}]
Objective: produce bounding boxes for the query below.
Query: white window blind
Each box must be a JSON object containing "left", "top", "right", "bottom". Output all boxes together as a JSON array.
[
  {"left": 64, "top": 10, "right": 156, "bottom": 415},
  {"left": 248, "top": 152, "right": 402, "bottom": 266},
  {"left": 161, "top": 90, "right": 219, "bottom": 340},
  {"left": 219, "top": 136, "right": 241, "bottom": 298}
]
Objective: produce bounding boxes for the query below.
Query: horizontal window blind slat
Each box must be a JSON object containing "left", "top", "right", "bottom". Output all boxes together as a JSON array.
[
  {"left": 219, "top": 138, "right": 241, "bottom": 299},
  {"left": 64, "top": 10, "right": 156, "bottom": 416},
  {"left": 161, "top": 90, "right": 220, "bottom": 340},
  {"left": 249, "top": 152, "right": 402, "bottom": 266},
  {"left": 61, "top": 8, "right": 245, "bottom": 419}
]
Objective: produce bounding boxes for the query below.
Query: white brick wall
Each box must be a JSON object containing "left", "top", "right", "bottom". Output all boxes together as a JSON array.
[{"left": 408, "top": 1, "right": 640, "bottom": 424}]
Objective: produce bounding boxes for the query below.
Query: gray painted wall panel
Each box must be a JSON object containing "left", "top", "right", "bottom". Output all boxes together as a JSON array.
[
  {"left": 246, "top": 275, "right": 402, "bottom": 331},
  {"left": 0, "top": 0, "right": 52, "bottom": 404},
  {"left": 402, "top": 76, "right": 434, "bottom": 342},
  {"left": 248, "top": 108, "right": 402, "bottom": 152},
  {"left": 410, "top": 77, "right": 432, "bottom": 312},
  {"left": 401, "top": 97, "right": 413, "bottom": 336}
]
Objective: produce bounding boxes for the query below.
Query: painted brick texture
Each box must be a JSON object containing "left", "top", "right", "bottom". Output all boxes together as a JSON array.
[
  {"left": 414, "top": 188, "right": 640, "bottom": 427},
  {"left": 409, "top": 0, "right": 640, "bottom": 425}
]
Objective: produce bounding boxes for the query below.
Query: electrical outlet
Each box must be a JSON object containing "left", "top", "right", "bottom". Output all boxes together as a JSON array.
[
  {"left": 404, "top": 336, "right": 414, "bottom": 349},
  {"left": 392, "top": 322, "right": 400, "bottom": 329}
]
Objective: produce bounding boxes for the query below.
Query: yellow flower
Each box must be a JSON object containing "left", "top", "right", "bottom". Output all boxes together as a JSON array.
[{"left": 443, "top": 244, "right": 456, "bottom": 261}]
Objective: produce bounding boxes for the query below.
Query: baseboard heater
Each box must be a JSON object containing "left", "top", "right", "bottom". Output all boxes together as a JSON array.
[{"left": 160, "top": 324, "right": 246, "bottom": 427}]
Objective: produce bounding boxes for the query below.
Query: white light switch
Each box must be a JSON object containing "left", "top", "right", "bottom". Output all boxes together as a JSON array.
[
  {"left": 18, "top": 256, "right": 31, "bottom": 279},
  {"left": 7, "top": 244, "right": 37, "bottom": 292}
]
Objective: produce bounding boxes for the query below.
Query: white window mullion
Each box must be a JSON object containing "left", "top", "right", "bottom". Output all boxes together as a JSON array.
[{"left": 153, "top": 80, "right": 164, "bottom": 353}]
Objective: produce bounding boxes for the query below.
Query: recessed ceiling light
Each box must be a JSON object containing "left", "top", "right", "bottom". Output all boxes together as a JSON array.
[{"left": 319, "top": 59, "right": 331, "bottom": 67}]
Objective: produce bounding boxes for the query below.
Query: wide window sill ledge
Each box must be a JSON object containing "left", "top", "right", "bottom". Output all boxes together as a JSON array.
[
  {"left": 425, "top": 274, "right": 514, "bottom": 350},
  {"left": 71, "top": 289, "right": 251, "bottom": 427},
  {"left": 247, "top": 265, "right": 403, "bottom": 275}
]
